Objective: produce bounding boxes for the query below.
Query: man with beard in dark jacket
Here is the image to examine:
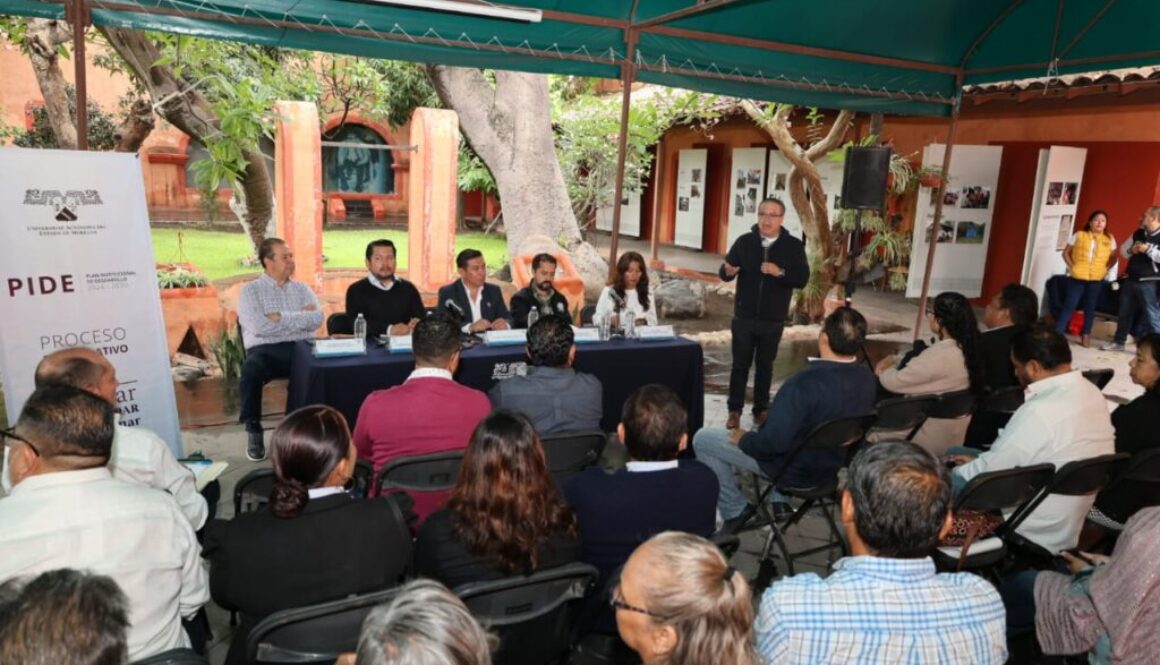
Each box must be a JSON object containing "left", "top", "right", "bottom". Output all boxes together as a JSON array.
[{"left": 719, "top": 197, "right": 810, "bottom": 429}]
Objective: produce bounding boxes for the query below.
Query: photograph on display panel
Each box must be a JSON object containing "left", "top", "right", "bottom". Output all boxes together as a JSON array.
[
  {"left": 774, "top": 173, "right": 787, "bottom": 191},
  {"left": 736, "top": 170, "right": 746, "bottom": 189},
  {"left": 1046, "top": 181, "right": 1079, "bottom": 206},
  {"left": 926, "top": 219, "right": 956, "bottom": 244},
  {"left": 1056, "top": 214, "right": 1074, "bottom": 251},
  {"left": 678, "top": 196, "right": 690, "bottom": 212},
  {"left": 960, "top": 186, "right": 991, "bottom": 209},
  {"left": 956, "top": 221, "right": 985, "bottom": 244},
  {"left": 734, "top": 194, "right": 745, "bottom": 216}
]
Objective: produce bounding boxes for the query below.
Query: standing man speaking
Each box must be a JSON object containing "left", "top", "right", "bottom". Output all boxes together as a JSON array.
[{"left": 719, "top": 197, "right": 809, "bottom": 430}]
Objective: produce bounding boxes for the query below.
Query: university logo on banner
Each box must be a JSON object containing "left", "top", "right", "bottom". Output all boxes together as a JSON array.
[{"left": 0, "top": 148, "right": 182, "bottom": 455}]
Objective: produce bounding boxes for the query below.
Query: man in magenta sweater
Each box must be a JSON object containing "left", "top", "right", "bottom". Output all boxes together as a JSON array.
[{"left": 353, "top": 315, "right": 491, "bottom": 522}]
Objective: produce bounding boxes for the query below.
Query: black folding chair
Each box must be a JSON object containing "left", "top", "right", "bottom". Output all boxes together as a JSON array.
[
  {"left": 349, "top": 458, "right": 374, "bottom": 499},
  {"left": 1005, "top": 453, "right": 1130, "bottom": 565},
  {"left": 540, "top": 431, "right": 607, "bottom": 483},
  {"left": 580, "top": 304, "right": 597, "bottom": 326},
  {"left": 375, "top": 450, "right": 464, "bottom": 497},
  {"left": 963, "top": 385, "right": 1025, "bottom": 450},
  {"left": 130, "top": 649, "right": 208, "bottom": 665},
  {"left": 980, "top": 385, "right": 1025, "bottom": 415},
  {"left": 246, "top": 588, "right": 400, "bottom": 663},
  {"left": 455, "top": 562, "right": 599, "bottom": 665},
  {"left": 233, "top": 468, "right": 276, "bottom": 515},
  {"left": 932, "top": 464, "right": 1055, "bottom": 576},
  {"left": 926, "top": 389, "right": 976, "bottom": 420},
  {"left": 712, "top": 532, "right": 741, "bottom": 559},
  {"left": 326, "top": 312, "right": 353, "bottom": 336},
  {"left": 1082, "top": 368, "right": 1114, "bottom": 390},
  {"left": 868, "top": 394, "right": 937, "bottom": 441},
  {"left": 1092, "top": 448, "right": 1160, "bottom": 528},
  {"left": 733, "top": 413, "right": 877, "bottom": 589}
]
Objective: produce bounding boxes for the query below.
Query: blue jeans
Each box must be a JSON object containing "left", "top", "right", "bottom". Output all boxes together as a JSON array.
[
  {"left": 1113, "top": 280, "right": 1160, "bottom": 344},
  {"left": 692, "top": 427, "right": 787, "bottom": 519},
  {"left": 1055, "top": 277, "right": 1104, "bottom": 336}
]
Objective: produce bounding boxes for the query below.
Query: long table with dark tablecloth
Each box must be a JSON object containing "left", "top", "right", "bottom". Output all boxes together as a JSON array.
[{"left": 286, "top": 337, "right": 704, "bottom": 433}]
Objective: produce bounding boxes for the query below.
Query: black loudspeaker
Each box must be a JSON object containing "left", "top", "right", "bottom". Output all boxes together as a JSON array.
[{"left": 840, "top": 146, "right": 892, "bottom": 210}]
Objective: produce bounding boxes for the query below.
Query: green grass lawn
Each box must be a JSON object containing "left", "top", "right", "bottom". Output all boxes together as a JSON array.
[{"left": 150, "top": 228, "right": 510, "bottom": 282}]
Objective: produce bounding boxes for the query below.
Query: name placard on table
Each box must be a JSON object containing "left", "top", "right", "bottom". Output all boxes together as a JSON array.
[
  {"left": 636, "top": 325, "right": 677, "bottom": 341},
  {"left": 572, "top": 327, "right": 602, "bottom": 343},
  {"left": 388, "top": 335, "right": 413, "bottom": 354},
  {"left": 484, "top": 329, "right": 528, "bottom": 346},
  {"left": 313, "top": 338, "right": 367, "bottom": 358}
]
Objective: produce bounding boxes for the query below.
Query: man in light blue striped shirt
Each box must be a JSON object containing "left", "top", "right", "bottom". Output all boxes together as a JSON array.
[{"left": 756, "top": 441, "right": 1006, "bottom": 664}]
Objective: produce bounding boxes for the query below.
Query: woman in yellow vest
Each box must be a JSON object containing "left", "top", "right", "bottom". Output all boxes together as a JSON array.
[{"left": 1056, "top": 210, "right": 1117, "bottom": 347}]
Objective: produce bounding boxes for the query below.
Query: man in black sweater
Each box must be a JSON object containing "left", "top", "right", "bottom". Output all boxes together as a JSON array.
[
  {"left": 564, "top": 384, "right": 717, "bottom": 635},
  {"left": 694, "top": 307, "right": 877, "bottom": 532},
  {"left": 719, "top": 197, "right": 810, "bottom": 429},
  {"left": 344, "top": 239, "right": 426, "bottom": 338},
  {"left": 509, "top": 252, "right": 570, "bottom": 328}
]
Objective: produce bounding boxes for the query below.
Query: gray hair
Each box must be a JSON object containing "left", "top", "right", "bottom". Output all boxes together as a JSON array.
[
  {"left": 356, "top": 579, "right": 494, "bottom": 665},
  {"left": 0, "top": 569, "right": 129, "bottom": 665}
]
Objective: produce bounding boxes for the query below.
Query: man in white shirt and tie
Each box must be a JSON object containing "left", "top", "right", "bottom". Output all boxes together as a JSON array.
[{"left": 0, "top": 384, "right": 209, "bottom": 660}]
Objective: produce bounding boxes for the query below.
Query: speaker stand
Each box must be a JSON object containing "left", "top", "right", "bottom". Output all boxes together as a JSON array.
[{"left": 844, "top": 208, "right": 865, "bottom": 307}]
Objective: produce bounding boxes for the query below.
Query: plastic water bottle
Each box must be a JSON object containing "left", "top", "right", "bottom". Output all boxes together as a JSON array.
[{"left": 353, "top": 313, "right": 367, "bottom": 349}]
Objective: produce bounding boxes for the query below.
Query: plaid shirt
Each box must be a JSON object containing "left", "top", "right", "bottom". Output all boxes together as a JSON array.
[
  {"left": 237, "top": 273, "right": 323, "bottom": 349},
  {"left": 757, "top": 556, "right": 1007, "bottom": 665}
]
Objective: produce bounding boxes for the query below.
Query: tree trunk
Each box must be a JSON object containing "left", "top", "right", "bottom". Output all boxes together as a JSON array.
[
  {"left": 113, "top": 98, "right": 155, "bottom": 152},
  {"left": 23, "top": 19, "right": 77, "bottom": 150},
  {"left": 740, "top": 101, "right": 853, "bottom": 320},
  {"left": 99, "top": 26, "right": 273, "bottom": 255},
  {"left": 425, "top": 66, "right": 607, "bottom": 290}
]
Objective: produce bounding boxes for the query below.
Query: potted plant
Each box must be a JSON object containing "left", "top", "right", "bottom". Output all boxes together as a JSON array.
[
  {"left": 156, "top": 263, "right": 226, "bottom": 358},
  {"left": 917, "top": 165, "right": 945, "bottom": 190}
]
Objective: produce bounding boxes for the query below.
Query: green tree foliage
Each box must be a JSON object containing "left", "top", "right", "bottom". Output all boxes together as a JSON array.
[{"left": 2, "top": 85, "right": 118, "bottom": 151}]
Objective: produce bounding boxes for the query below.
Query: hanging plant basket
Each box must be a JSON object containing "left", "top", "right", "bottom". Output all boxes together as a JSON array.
[{"left": 917, "top": 167, "right": 945, "bottom": 189}]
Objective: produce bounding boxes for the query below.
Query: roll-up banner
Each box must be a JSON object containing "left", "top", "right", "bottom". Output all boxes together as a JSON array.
[{"left": 0, "top": 148, "right": 182, "bottom": 456}]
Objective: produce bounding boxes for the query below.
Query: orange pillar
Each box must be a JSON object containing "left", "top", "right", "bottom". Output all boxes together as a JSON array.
[
  {"left": 273, "top": 100, "right": 324, "bottom": 294},
  {"left": 407, "top": 108, "right": 459, "bottom": 294}
]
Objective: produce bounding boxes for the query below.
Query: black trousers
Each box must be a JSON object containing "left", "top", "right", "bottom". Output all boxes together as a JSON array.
[
  {"left": 238, "top": 341, "right": 295, "bottom": 430},
  {"left": 728, "top": 317, "right": 785, "bottom": 414}
]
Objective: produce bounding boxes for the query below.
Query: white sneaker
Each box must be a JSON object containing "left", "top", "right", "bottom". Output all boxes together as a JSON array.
[{"left": 1100, "top": 342, "right": 1126, "bottom": 352}]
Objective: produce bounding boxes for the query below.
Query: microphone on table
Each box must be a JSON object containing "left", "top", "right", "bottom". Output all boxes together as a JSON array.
[{"left": 445, "top": 299, "right": 466, "bottom": 320}]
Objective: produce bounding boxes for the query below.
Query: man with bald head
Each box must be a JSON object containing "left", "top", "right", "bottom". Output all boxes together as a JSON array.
[{"left": 0, "top": 347, "right": 206, "bottom": 529}]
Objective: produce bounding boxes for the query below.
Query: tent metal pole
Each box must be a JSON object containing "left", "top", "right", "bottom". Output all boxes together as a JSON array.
[
  {"left": 607, "top": 27, "right": 637, "bottom": 278},
  {"left": 649, "top": 141, "right": 665, "bottom": 266},
  {"left": 914, "top": 75, "right": 964, "bottom": 339},
  {"left": 67, "top": 0, "right": 90, "bottom": 150}
]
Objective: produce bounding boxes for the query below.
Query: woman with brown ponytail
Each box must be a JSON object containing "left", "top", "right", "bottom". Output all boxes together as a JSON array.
[
  {"left": 613, "top": 532, "right": 759, "bottom": 665},
  {"left": 203, "top": 405, "right": 412, "bottom": 665}
]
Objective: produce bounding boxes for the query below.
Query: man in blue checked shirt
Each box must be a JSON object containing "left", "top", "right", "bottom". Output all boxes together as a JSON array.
[{"left": 756, "top": 441, "right": 1007, "bottom": 664}]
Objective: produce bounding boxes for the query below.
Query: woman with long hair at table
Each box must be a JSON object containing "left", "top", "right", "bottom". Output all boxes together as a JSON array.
[
  {"left": 595, "top": 251, "right": 658, "bottom": 327},
  {"left": 204, "top": 405, "right": 411, "bottom": 665}
]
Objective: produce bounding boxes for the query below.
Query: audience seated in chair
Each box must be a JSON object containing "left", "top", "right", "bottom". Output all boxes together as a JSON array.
[
  {"left": 693, "top": 307, "right": 877, "bottom": 532},
  {"left": 353, "top": 314, "right": 492, "bottom": 522},
  {"left": 344, "top": 239, "right": 426, "bottom": 338},
  {"left": 965, "top": 284, "right": 1040, "bottom": 448},
  {"left": 0, "top": 348, "right": 208, "bottom": 529},
  {"left": 0, "top": 569, "right": 129, "bottom": 665},
  {"left": 1086, "top": 332, "right": 1160, "bottom": 533},
  {"left": 0, "top": 385, "right": 208, "bottom": 661},
  {"left": 949, "top": 326, "right": 1114, "bottom": 554},
  {"left": 415, "top": 410, "right": 582, "bottom": 589},
  {"left": 488, "top": 315, "right": 602, "bottom": 434},
  {"left": 203, "top": 405, "right": 412, "bottom": 665},
  {"left": 757, "top": 441, "right": 1006, "bottom": 665},
  {"left": 236, "top": 237, "right": 325, "bottom": 462},
  {"left": 615, "top": 532, "right": 759, "bottom": 665},
  {"left": 349, "top": 579, "right": 495, "bottom": 665},
  {"left": 564, "top": 384, "right": 718, "bottom": 636},
  {"left": 1001, "top": 506, "right": 1160, "bottom": 665},
  {"left": 875, "top": 292, "right": 987, "bottom": 455}
]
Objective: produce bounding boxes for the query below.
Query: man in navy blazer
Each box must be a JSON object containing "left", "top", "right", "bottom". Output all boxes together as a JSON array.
[{"left": 437, "top": 249, "right": 512, "bottom": 333}]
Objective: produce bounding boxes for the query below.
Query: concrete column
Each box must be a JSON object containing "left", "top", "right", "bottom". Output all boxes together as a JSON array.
[
  {"left": 407, "top": 108, "right": 459, "bottom": 294},
  {"left": 273, "top": 100, "right": 324, "bottom": 293}
]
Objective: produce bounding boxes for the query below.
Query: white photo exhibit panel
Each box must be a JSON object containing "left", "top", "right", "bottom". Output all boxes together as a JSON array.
[
  {"left": 595, "top": 192, "right": 642, "bottom": 238},
  {"left": 1021, "top": 146, "right": 1088, "bottom": 309},
  {"left": 906, "top": 144, "right": 1004, "bottom": 298},
  {"left": 765, "top": 150, "right": 803, "bottom": 239},
  {"left": 727, "top": 147, "right": 768, "bottom": 246},
  {"left": 674, "top": 149, "right": 707, "bottom": 249},
  {"left": 0, "top": 148, "right": 183, "bottom": 455}
]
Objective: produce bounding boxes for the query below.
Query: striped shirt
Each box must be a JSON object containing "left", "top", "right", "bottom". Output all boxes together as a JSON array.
[
  {"left": 237, "top": 273, "right": 323, "bottom": 349},
  {"left": 756, "top": 556, "right": 1007, "bottom": 665}
]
